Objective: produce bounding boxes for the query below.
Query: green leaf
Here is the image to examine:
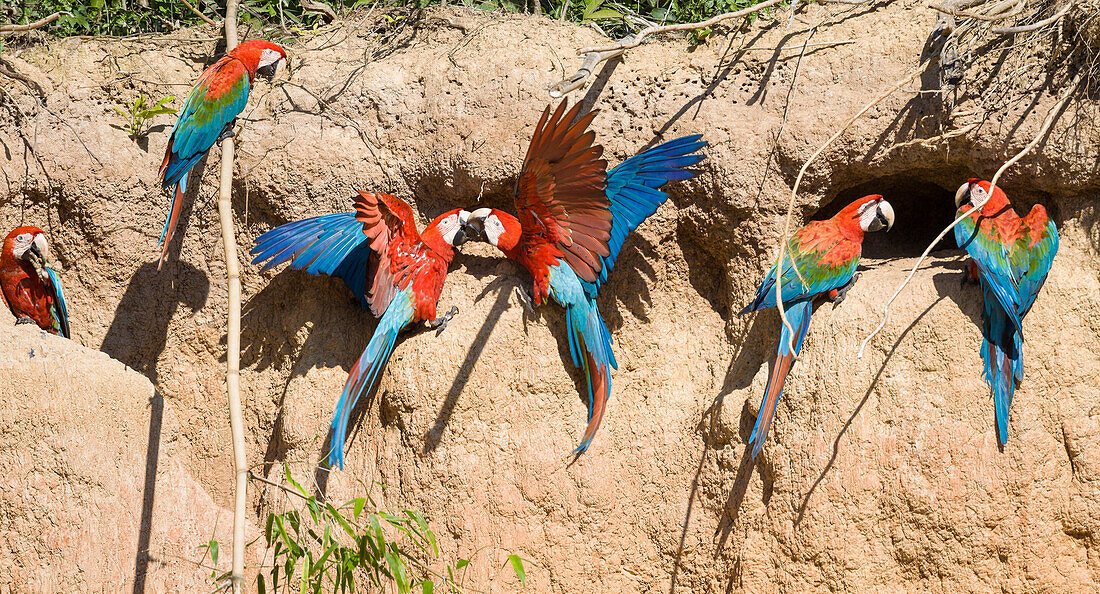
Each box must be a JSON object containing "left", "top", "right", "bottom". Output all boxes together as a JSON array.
[
  {"left": 266, "top": 512, "right": 276, "bottom": 544},
  {"left": 328, "top": 503, "right": 357, "bottom": 538},
  {"left": 508, "top": 555, "right": 526, "bottom": 586},
  {"left": 353, "top": 498, "right": 366, "bottom": 521},
  {"left": 209, "top": 540, "right": 219, "bottom": 566},
  {"left": 585, "top": 8, "right": 622, "bottom": 20},
  {"left": 455, "top": 559, "right": 470, "bottom": 570},
  {"left": 143, "top": 106, "right": 178, "bottom": 117},
  {"left": 258, "top": 574, "right": 267, "bottom": 594},
  {"left": 421, "top": 580, "right": 434, "bottom": 594},
  {"left": 384, "top": 548, "right": 408, "bottom": 593},
  {"left": 285, "top": 463, "right": 309, "bottom": 497}
]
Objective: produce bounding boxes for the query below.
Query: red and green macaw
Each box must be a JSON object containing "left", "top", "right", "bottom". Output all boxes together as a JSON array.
[
  {"left": 1, "top": 226, "right": 70, "bottom": 338},
  {"left": 158, "top": 39, "right": 287, "bottom": 268},
  {"left": 739, "top": 195, "right": 894, "bottom": 458},
  {"left": 251, "top": 191, "right": 472, "bottom": 469},
  {"left": 953, "top": 179, "right": 1057, "bottom": 446},
  {"left": 465, "top": 100, "right": 706, "bottom": 454}
]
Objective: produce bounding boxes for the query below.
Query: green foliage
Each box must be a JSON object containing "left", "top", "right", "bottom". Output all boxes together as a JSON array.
[
  {"left": 9, "top": 0, "right": 782, "bottom": 40},
  {"left": 112, "top": 92, "right": 177, "bottom": 139},
  {"left": 201, "top": 464, "right": 528, "bottom": 592}
]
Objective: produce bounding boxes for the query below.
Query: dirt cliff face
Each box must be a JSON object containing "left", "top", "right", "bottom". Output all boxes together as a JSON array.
[{"left": 1, "top": 3, "right": 1099, "bottom": 592}]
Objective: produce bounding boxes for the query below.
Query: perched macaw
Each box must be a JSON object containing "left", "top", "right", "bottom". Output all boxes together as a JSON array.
[
  {"left": 739, "top": 195, "right": 895, "bottom": 458},
  {"left": 251, "top": 191, "right": 472, "bottom": 468},
  {"left": 1, "top": 226, "right": 70, "bottom": 338},
  {"left": 953, "top": 179, "right": 1057, "bottom": 446},
  {"left": 465, "top": 99, "right": 706, "bottom": 454},
  {"left": 158, "top": 39, "right": 287, "bottom": 268}
]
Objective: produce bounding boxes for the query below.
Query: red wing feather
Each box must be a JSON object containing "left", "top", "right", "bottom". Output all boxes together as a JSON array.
[
  {"left": 514, "top": 100, "right": 612, "bottom": 283},
  {"left": 352, "top": 191, "right": 427, "bottom": 316}
]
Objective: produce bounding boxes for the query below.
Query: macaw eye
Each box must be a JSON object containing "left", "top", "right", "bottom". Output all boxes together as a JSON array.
[{"left": 16, "top": 233, "right": 31, "bottom": 242}]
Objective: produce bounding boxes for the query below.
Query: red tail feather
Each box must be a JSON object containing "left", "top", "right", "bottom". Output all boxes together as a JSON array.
[
  {"left": 574, "top": 346, "right": 611, "bottom": 454},
  {"left": 751, "top": 352, "right": 795, "bottom": 457},
  {"left": 158, "top": 181, "right": 185, "bottom": 270}
]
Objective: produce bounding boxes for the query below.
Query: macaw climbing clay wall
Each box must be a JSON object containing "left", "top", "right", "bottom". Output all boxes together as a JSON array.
[{"left": 2, "top": 3, "right": 1099, "bottom": 592}]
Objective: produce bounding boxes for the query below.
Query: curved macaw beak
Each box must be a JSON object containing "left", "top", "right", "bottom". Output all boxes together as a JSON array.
[
  {"left": 256, "top": 58, "right": 283, "bottom": 80},
  {"left": 877, "top": 200, "right": 895, "bottom": 232},
  {"left": 462, "top": 208, "right": 489, "bottom": 243},
  {"left": 954, "top": 182, "right": 971, "bottom": 209},
  {"left": 452, "top": 211, "right": 473, "bottom": 247},
  {"left": 22, "top": 235, "right": 50, "bottom": 281}
]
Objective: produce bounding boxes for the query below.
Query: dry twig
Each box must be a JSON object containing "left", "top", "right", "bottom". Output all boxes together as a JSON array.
[
  {"left": 179, "top": 0, "right": 218, "bottom": 27},
  {"left": 299, "top": 0, "right": 337, "bottom": 22},
  {"left": 930, "top": 0, "right": 1027, "bottom": 21},
  {"left": 992, "top": 2, "right": 1074, "bottom": 33},
  {"left": 549, "top": 0, "right": 786, "bottom": 96},
  {"left": 0, "top": 12, "right": 68, "bottom": 33},
  {"left": 856, "top": 74, "right": 1083, "bottom": 358}
]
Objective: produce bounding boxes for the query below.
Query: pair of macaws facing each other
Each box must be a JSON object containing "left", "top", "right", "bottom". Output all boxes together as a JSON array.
[
  {"left": 741, "top": 179, "right": 1057, "bottom": 458},
  {"left": 250, "top": 100, "right": 707, "bottom": 469}
]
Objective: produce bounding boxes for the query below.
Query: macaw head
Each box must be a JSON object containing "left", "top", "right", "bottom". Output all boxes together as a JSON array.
[
  {"left": 422, "top": 209, "right": 473, "bottom": 250},
  {"left": 462, "top": 208, "right": 522, "bottom": 251},
  {"left": 230, "top": 40, "right": 287, "bottom": 80},
  {"left": 955, "top": 178, "right": 1008, "bottom": 211},
  {"left": 4, "top": 226, "right": 51, "bottom": 281},
  {"left": 836, "top": 195, "right": 894, "bottom": 233}
]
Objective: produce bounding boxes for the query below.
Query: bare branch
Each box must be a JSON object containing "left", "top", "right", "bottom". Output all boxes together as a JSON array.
[
  {"left": 549, "top": 42, "right": 631, "bottom": 97},
  {"left": 0, "top": 12, "right": 68, "bottom": 33},
  {"left": 581, "top": 0, "right": 786, "bottom": 53},
  {"left": 299, "top": 0, "right": 337, "bottom": 22},
  {"left": 217, "top": 1, "right": 247, "bottom": 593},
  {"left": 857, "top": 74, "right": 1083, "bottom": 358},
  {"left": 929, "top": 0, "right": 1028, "bottom": 22},
  {"left": 178, "top": 0, "right": 219, "bottom": 27},
  {"left": 550, "top": 0, "right": 787, "bottom": 95},
  {"left": 992, "top": 2, "right": 1073, "bottom": 33}
]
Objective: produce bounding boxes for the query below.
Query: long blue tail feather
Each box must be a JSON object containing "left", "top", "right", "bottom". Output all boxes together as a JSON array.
[
  {"left": 328, "top": 291, "right": 414, "bottom": 469},
  {"left": 749, "top": 300, "right": 812, "bottom": 458},
  {"left": 980, "top": 284, "right": 1020, "bottom": 446}
]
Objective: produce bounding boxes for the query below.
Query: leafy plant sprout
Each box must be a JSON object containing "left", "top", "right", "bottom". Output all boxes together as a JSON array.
[
  {"left": 112, "top": 93, "right": 177, "bottom": 140},
  {"left": 199, "top": 464, "right": 528, "bottom": 593}
]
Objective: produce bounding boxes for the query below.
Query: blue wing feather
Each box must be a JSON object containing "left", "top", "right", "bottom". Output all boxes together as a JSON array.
[
  {"left": 45, "top": 266, "right": 70, "bottom": 339},
  {"left": 582, "top": 135, "right": 706, "bottom": 298},
  {"left": 162, "top": 62, "right": 250, "bottom": 190},
  {"left": 954, "top": 213, "right": 1024, "bottom": 335},
  {"left": 250, "top": 212, "right": 372, "bottom": 309}
]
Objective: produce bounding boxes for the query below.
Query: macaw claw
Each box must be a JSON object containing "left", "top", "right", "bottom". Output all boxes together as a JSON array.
[
  {"left": 14, "top": 317, "right": 36, "bottom": 326},
  {"left": 514, "top": 285, "right": 536, "bottom": 314},
  {"left": 427, "top": 305, "right": 459, "bottom": 335},
  {"left": 960, "top": 259, "right": 980, "bottom": 287},
  {"left": 830, "top": 272, "right": 859, "bottom": 307},
  {"left": 216, "top": 120, "right": 238, "bottom": 143}
]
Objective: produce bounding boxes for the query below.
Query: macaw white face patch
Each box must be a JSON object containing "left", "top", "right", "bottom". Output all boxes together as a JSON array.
[
  {"left": 258, "top": 48, "right": 283, "bottom": 69},
  {"left": 11, "top": 232, "right": 45, "bottom": 260},
  {"left": 437, "top": 213, "right": 463, "bottom": 246},
  {"left": 481, "top": 214, "right": 507, "bottom": 247}
]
